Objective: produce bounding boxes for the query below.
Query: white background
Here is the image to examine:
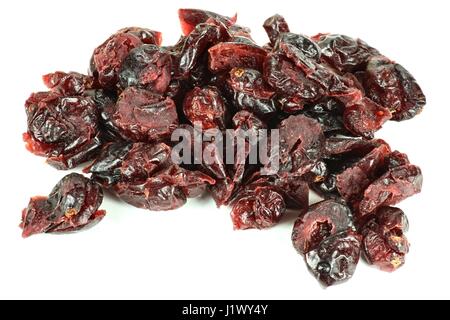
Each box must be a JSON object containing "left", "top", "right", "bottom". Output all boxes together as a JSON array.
[{"left": 0, "top": 0, "right": 448, "bottom": 300}]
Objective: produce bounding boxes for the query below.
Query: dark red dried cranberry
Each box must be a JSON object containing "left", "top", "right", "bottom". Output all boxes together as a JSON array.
[
  {"left": 276, "top": 115, "right": 325, "bottom": 175},
  {"left": 363, "top": 56, "right": 426, "bottom": 121},
  {"left": 209, "top": 42, "right": 267, "bottom": 73},
  {"left": 86, "top": 142, "right": 214, "bottom": 211},
  {"left": 227, "top": 68, "right": 277, "bottom": 117},
  {"left": 336, "top": 143, "right": 391, "bottom": 202},
  {"left": 360, "top": 164, "right": 423, "bottom": 215},
  {"left": 361, "top": 207, "right": 409, "bottom": 272},
  {"left": 24, "top": 92, "right": 102, "bottom": 170},
  {"left": 305, "top": 230, "right": 362, "bottom": 286},
  {"left": 183, "top": 86, "right": 227, "bottom": 130},
  {"left": 43, "top": 72, "right": 95, "bottom": 96},
  {"left": 119, "top": 45, "right": 172, "bottom": 94},
  {"left": 231, "top": 185, "right": 286, "bottom": 230},
  {"left": 292, "top": 200, "right": 353, "bottom": 255},
  {"left": 104, "top": 87, "right": 178, "bottom": 142},
  {"left": 178, "top": 8, "right": 237, "bottom": 36},
  {"left": 117, "top": 27, "right": 162, "bottom": 45},
  {"left": 21, "top": 173, "right": 105, "bottom": 238},
  {"left": 343, "top": 97, "right": 392, "bottom": 138},
  {"left": 263, "top": 14, "right": 290, "bottom": 45},
  {"left": 314, "top": 34, "right": 380, "bottom": 73},
  {"left": 90, "top": 33, "right": 142, "bottom": 89}
]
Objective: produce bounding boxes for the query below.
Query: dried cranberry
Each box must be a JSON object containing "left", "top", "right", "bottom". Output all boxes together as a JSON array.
[
  {"left": 274, "top": 33, "right": 321, "bottom": 74},
  {"left": 360, "top": 164, "right": 423, "bottom": 215},
  {"left": 208, "top": 42, "right": 267, "bottom": 73},
  {"left": 276, "top": 115, "right": 325, "bottom": 175},
  {"left": 90, "top": 32, "right": 142, "bottom": 89},
  {"left": 104, "top": 87, "right": 178, "bottom": 142},
  {"left": 116, "top": 27, "right": 162, "bottom": 45},
  {"left": 231, "top": 185, "right": 286, "bottom": 230},
  {"left": 263, "top": 14, "right": 290, "bottom": 45},
  {"left": 183, "top": 86, "right": 227, "bottom": 130},
  {"left": 336, "top": 143, "right": 391, "bottom": 202},
  {"left": 314, "top": 34, "right": 380, "bottom": 73},
  {"left": 24, "top": 92, "right": 102, "bottom": 169},
  {"left": 43, "top": 72, "right": 95, "bottom": 96},
  {"left": 178, "top": 8, "right": 237, "bottom": 36},
  {"left": 292, "top": 200, "right": 353, "bottom": 255},
  {"left": 305, "top": 230, "right": 362, "bottom": 286},
  {"left": 302, "top": 98, "right": 346, "bottom": 135},
  {"left": 227, "top": 68, "right": 277, "bottom": 118},
  {"left": 177, "top": 23, "right": 223, "bottom": 79},
  {"left": 119, "top": 45, "right": 172, "bottom": 94},
  {"left": 343, "top": 97, "right": 392, "bottom": 138},
  {"left": 86, "top": 142, "right": 214, "bottom": 211},
  {"left": 361, "top": 207, "right": 409, "bottom": 272},
  {"left": 362, "top": 56, "right": 426, "bottom": 121},
  {"left": 21, "top": 173, "right": 105, "bottom": 238},
  {"left": 264, "top": 53, "right": 323, "bottom": 107}
]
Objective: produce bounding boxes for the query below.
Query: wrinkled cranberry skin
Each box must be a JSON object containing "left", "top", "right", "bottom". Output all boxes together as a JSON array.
[
  {"left": 227, "top": 68, "right": 277, "bottom": 118},
  {"left": 360, "top": 164, "right": 423, "bottom": 215},
  {"left": 263, "top": 14, "right": 290, "bottom": 45},
  {"left": 183, "top": 86, "right": 227, "bottom": 130},
  {"left": 178, "top": 8, "right": 237, "bottom": 36},
  {"left": 43, "top": 72, "right": 95, "bottom": 96},
  {"left": 21, "top": 173, "right": 105, "bottom": 238},
  {"left": 177, "top": 23, "right": 223, "bottom": 79},
  {"left": 274, "top": 33, "right": 321, "bottom": 75},
  {"left": 264, "top": 53, "right": 323, "bottom": 106},
  {"left": 119, "top": 45, "right": 172, "bottom": 94},
  {"left": 208, "top": 42, "right": 267, "bottom": 73},
  {"left": 105, "top": 87, "right": 178, "bottom": 142},
  {"left": 388, "top": 150, "right": 410, "bottom": 169},
  {"left": 362, "top": 56, "right": 426, "bottom": 121},
  {"left": 315, "top": 34, "right": 380, "bottom": 73},
  {"left": 116, "top": 178, "right": 187, "bottom": 211},
  {"left": 302, "top": 98, "right": 346, "bottom": 135},
  {"left": 90, "top": 33, "right": 143, "bottom": 89},
  {"left": 361, "top": 207, "right": 409, "bottom": 272},
  {"left": 343, "top": 97, "right": 392, "bottom": 138},
  {"left": 336, "top": 143, "right": 391, "bottom": 202},
  {"left": 86, "top": 142, "right": 215, "bottom": 211},
  {"left": 306, "top": 230, "right": 362, "bottom": 287},
  {"left": 292, "top": 200, "right": 353, "bottom": 255},
  {"left": 117, "top": 27, "right": 162, "bottom": 45},
  {"left": 276, "top": 115, "right": 325, "bottom": 175},
  {"left": 24, "top": 92, "right": 102, "bottom": 170},
  {"left": 325, "top": 136, "right": 383, "bottom": 157},
  {"left": 231, "top": 185, "right": 286, "bottom": 230}
]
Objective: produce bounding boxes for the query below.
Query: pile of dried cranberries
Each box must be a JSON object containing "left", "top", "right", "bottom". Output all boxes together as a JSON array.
[{"left": 21, "top": 9, "right": 425, "bottom": 286}]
